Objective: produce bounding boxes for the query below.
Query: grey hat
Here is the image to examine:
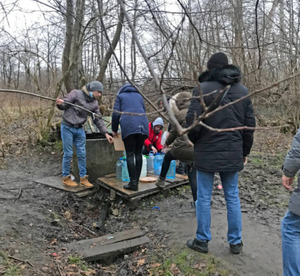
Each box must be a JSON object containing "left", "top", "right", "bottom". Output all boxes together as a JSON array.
[
  {"left": 153, "top": 117, "right": 164, "bottom": 127},
  {"left": 86, "top": 81, "right": 104, "bottom": 92}
]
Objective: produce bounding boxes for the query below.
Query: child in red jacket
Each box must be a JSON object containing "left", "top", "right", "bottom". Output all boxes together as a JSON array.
[{"left": 143, "top": 117, "right": 164, "bottom": 155}]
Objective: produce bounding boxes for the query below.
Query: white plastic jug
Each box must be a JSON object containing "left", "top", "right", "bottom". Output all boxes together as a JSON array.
[
  {"left": 147, "top": 152, "right": 155, "bottom": 174},
  {"left": 116, "top": 158, "right": 123, "bottom": 179},
  {"left": 140, "top": 155, "right": 147, "bottom": 178}
]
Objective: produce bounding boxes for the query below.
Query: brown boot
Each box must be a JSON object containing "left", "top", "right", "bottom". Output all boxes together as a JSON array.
[
  {"left": 80, "top": 175, "right": 93, "bottom": 188},
  {"left": 62, "top": 175, "right": 78, "bottom": 187}
]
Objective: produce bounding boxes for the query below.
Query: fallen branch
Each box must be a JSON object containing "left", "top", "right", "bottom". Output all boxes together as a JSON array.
[
  {"left": 55, "top": 260, "right": 63, "bottom": 276},
  {"left": 13, "top": 188, "right": 22, "bottom": 202},
  {"left": 68, "top": 220, "right": 97, "bottom": 237},
  {"left": 8, "top": 255, "right": 34, "bottom": 267}
]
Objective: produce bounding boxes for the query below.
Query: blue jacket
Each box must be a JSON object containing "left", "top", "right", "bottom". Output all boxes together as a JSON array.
[{"left": 112, "top": 84, "right": 149, "bottom": 140}]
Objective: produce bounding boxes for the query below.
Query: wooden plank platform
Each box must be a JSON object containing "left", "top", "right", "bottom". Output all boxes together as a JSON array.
[
  {"left": 67, "top": 228, "right": 150, "bottom": 262},
  {"left": 97, "top": 174, "right": 189, "bottom": 201},
  {"left": 35, "top": 176, "right": 93, "bottom": 194}
]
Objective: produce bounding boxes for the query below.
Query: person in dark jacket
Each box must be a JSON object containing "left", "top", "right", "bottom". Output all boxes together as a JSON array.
[
  {"left": 56, "top": 81, "right": 113, "bottom": 188},
  {"left": 281, "top": 128, "right": 300, "bottom": 275},
  {"left": 112, "top": 83, "right": 149, "bottom": 191},
  {"left": 155, "top": 92, "right": 197, "bottom": 203},
  {"left": 143, "top": 117, "right": 164, "bottom": 155},
  {"left": 186, "top": 52, "right": 256, "bottom": 254}
]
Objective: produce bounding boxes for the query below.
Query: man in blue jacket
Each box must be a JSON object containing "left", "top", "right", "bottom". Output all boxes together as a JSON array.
[
  {"left": 186, "top": 52, "right": 255, "bottom": 254},
  {"left": 281, "top": 128, "right": 300, "bottom": 275}
]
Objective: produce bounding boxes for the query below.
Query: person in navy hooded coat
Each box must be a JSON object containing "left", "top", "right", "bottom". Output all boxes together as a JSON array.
[{"left": 112, "top": 83, "right": 149, "bottom": 191}]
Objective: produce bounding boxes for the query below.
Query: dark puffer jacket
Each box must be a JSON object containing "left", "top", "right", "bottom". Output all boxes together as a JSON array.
[
  {"left": 112, "top": 84, "right": 149, "bottom": 140},
  {"left": 186, "top": 65, "right": 256, "bottom": 172}
]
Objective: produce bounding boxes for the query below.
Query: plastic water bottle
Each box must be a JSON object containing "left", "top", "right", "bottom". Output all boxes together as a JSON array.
[
  {"left": 121, "top": 158, "right": 130, "bottom": 181},
  {"left": 116, "top": 158, "right": 123, "bottom": 179},
  {"left": 140, "top": 155, "right": 147, "bottom": 178},
  {"left": 166, "top": 160, "right": 176, "bottom": 179},
  {"left": 154, "top": 153, "right": 165, "bottom": 175},
  {"left": 147, "top": 152, "right": 155, "bottom": 174}
]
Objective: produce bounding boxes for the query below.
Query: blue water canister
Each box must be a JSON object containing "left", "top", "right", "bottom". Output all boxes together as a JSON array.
[
  {"left": 166, "top": 160, "right": 176, "bottom": 179},
  {"left": 116, "top": 158, "right": 123, "bottom": 179},
  {"left": 147, "top": 152, "right": 155, "bottom": 174},
  {"left": 154, "top": 153, "right": 165, "bottom": 175},
  {"left": 121, "top": 158, "right": 130, "bottom": 181}
]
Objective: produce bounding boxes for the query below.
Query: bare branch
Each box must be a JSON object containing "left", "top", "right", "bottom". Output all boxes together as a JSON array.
[{"left": 119, "top": 0, "right": 182, "bottom": 132}]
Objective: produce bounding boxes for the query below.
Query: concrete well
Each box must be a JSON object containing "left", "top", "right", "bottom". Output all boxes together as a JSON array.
[{"left": 73, "top": 138, "right": 123, "bottom": 182}]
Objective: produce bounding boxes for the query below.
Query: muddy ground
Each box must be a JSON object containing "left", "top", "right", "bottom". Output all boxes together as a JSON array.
[{"left": 0, "top": 129, "right": 294, "bottom": 276}]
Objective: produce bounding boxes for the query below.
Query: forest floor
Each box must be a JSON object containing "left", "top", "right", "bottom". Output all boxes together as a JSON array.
[{"left": 0, "top": 128, "right": 294, "bottom": 276}]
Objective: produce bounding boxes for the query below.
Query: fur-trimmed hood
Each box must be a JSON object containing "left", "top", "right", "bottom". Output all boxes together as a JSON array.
[
  {"left": 198, "top": 64, "right": 242, "bottom": 85},
  {"left": 169, "top": 91, "right": 191, "bottom": 125}
]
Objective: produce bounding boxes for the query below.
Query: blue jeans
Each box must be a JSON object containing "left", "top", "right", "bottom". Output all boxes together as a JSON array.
[
  {"left": 281, "top": 210, "right": 300, "bottom": 276},
  {"left": 61, "top": 124, "right": 86, "bottom": 177},
  {"left": 195, "top": 170, "right": 242, "bottom": 245}
]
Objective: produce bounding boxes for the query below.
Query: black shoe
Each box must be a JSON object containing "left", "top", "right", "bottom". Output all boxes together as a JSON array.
[
  {"left": 187, "top": 238, "right": 208, "bottom": 253},
  {"left": 230, "top": 242, "right": 243, "bottom": 254},
  {"left": 123, "top": 183, "right": 138, "bottom": 191}
]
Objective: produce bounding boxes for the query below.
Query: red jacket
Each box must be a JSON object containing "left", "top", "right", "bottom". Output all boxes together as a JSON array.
[{"left": 144, "top": 122, "right": 163, "bottom": 152}]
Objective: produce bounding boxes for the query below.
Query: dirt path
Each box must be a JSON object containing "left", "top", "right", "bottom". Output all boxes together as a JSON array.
[
  {"left": 155, "top": 205, "right": 283, "bottom": 276},
  {"left": 0, "top": 131, "right": 291, "bottom": 275}
]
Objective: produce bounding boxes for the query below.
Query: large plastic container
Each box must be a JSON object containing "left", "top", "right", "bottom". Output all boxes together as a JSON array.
[
  {"left": 154, "top": 153, "right": 165, "bottom": 175},
  {"left": 121, "top": 158, "right": 130, "bottom": 182},
  {"left": 166, "top": 160, "right": 176, "bottom": 179},
  {"left": 116, "top": 157, "right": 123, "bottom": 179},
  {"left": 147, "top": 152, "right": 155, "bottom": 174},
  {"left": 140, "top": 155, "right": 147, "bottom": 178}
]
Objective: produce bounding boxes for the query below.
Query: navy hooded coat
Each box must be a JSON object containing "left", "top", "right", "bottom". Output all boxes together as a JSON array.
[{"left": 112, "top": 84, "right": 149, "bottom": 140}]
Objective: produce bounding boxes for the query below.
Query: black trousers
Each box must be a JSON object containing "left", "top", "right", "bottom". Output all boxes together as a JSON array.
[
  {"left": 160, "top": 151, "right": 197, "bottom": 202},
  {"left": 123, "top": 134, "right": 146, "bottom": 181}
]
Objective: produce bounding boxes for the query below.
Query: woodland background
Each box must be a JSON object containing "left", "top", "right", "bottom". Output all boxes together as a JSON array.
[{"left": 0, "top": 0, "right": 300, "bottom": 153}]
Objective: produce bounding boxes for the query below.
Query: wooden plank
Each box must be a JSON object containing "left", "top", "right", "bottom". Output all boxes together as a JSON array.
[
  {"left": 97, "top": 176, "right": 189, "bottom": 201},
  {"left": 175, "top": 174, "right": 189, "bottom": 180},
  {"left": 68, "top": 229, "right": 150, "bottom": 262},
  {"left": 104, "top": 173, "right": 116, "bottom": 178},
  {"left": 35, "top": 176, "right": 92, "bottom": 193},
  {"left": 82, "top": 236, "right": 150, "bottom": 262},
  {"left": 69, "top": 228, "right": 144, "bottom": 249},
  {"left": 75, "top": 189, "right": 96, "bottom": 198}
]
